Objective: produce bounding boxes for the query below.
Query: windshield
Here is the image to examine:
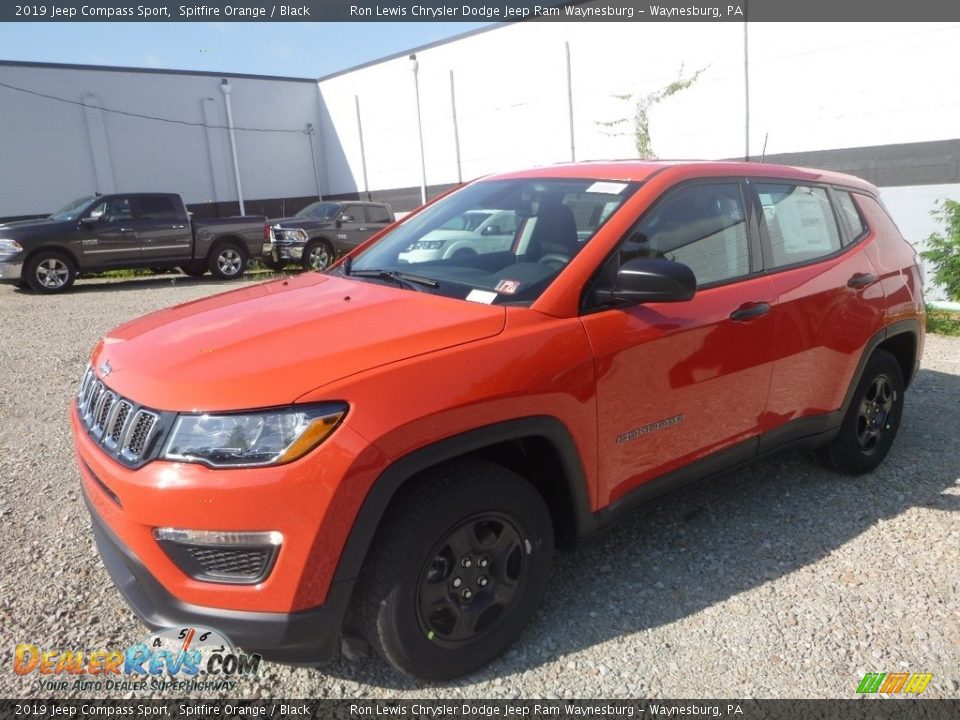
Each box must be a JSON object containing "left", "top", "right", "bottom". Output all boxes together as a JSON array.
[
  {"left": 346, "top": 178, "right": 639, "bottom": 305},
  {"left": 49, "top": 196, "right": 96, "bottom": 221},
  {"left": 295, "top": 202, "right": 340, "bottom": 219}
]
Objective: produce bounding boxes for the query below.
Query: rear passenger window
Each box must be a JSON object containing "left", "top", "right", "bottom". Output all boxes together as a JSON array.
[
  {"left": 835, "top": 191, "right": 868, "bottom": 242},
  {"left": 367, "top": 206, "right": 392, "bottom": 224},
  {"left": 615, "top": 183, "right": 750, "bottom": 287},
  {"left": 756, "top": 183, "right": 841, "bottom": 267},
  {"left": 137, "top": 196, "right": 178, "bottom": 221}
]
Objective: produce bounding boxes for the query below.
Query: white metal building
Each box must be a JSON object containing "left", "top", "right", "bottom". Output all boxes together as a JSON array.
[{"left": 1, "top": 22, "right": 958, "bottom": 297}]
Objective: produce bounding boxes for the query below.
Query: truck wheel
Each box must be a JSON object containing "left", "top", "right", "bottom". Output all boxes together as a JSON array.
[
  {"left": 357, "top": 460, "right": 553, "bottom": 681},
  {"left": 25, "top": 250, "right": 76, "bottom": 293},
  {"left": 302, "top": 240, "right": 333, "bottom": 271},
  {"left": 209, "top": 242, "right": 248, "bottom": 280},
  {"left": 817, "top": 349, "right": 904, "bottom": 475}
]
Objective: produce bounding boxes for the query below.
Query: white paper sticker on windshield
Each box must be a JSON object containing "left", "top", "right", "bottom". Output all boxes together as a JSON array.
[
  {"left": 466, "top": 289, "right": 497, "bottom": 304},
  {"left": 586, "top": 181, "right": 628, "bottom": 195}
]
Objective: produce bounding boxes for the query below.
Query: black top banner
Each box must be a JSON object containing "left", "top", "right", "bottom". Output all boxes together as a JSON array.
[{"left": 3, "top": 0, "right": 960, "bottom": 23}]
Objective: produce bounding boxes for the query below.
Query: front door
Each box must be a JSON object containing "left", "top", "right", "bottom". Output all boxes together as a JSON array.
[
  {"left": 580, "top": 180, "right": 775, "bottom": 507},
  {"left": 79, "top": 196, "right": 141, "bottom": 267},
  {"left": 336, "top": 205, "right": 369, "bottom": 249}
]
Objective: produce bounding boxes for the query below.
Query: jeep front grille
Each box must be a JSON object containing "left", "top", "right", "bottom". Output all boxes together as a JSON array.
[{"left": 76, "top": 366, "right": 161, "bottom": 467}]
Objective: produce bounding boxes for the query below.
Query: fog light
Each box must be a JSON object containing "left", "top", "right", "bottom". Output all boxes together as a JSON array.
[{"left": 154, "top": 528, "right": 282, "bottom": 584}]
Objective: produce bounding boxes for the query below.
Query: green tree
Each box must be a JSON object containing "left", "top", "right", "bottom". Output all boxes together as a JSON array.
[
  {"left": 921, "top": 199, "right": 960, "bottom": 301},
  {"left": 597, "top": 65, "right": 707, "bottom": 159}
]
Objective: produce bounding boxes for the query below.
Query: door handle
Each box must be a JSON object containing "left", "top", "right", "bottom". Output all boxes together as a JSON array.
[
  {"left": 120, "top": 227, "right": 135, "bottom": 233},
  {"left": 730, "top": 302, "right": 771, "bottom": 322},
  {"left": 847, "top": 272, "right": 876, "bottom": 289},
  {"left": 172, "top": 224, "right": 187, "bottom": 229},
  {"left": 358, "top": 226, "right": 368, "bottom": 231}
]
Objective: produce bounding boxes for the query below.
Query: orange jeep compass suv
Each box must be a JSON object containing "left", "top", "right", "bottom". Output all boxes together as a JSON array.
[{"left": 73, "top": 161, "right": 925, "bottom": 680}]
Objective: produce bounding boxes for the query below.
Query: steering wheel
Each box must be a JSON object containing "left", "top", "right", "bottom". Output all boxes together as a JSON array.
[{"left": 537, "top": 253, "right": 570, "bottom": 270}]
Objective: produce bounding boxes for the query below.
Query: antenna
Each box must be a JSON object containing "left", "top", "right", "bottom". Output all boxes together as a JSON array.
[{"left": 760, "top": 133, "right": 769, "bottom": 163}]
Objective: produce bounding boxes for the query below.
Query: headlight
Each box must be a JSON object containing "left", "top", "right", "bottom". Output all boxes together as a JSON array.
[
  {"left": 406, "top": 240, "right": 445, "bottom": 251},
  {"left": 0, "top": 239, "right": 23, "bottom": 253},
  {"left": 161, "top": 403, "right": 347, "bottom": 468}
]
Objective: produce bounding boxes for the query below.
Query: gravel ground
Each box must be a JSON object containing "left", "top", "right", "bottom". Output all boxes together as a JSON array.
[{"left": 1, "top": 273, "right": 958, "bottom": 699}]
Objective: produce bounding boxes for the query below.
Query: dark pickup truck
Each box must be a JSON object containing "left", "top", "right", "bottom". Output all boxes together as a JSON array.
[
  {"left": 264, "top": 200, "right": 394, "bottom": 271},
  {"left": 0, "top": 193, "right": 266, "bottom": 293}
]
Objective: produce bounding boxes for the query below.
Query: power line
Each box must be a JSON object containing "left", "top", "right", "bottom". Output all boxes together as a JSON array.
[{"left": 0, "top": 80, "right": 305, "bottom": 134}]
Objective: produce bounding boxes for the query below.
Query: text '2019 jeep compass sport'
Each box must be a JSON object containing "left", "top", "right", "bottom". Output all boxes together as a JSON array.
[{"left": 73, "top": 161, "right": 925, "bottom": 681}]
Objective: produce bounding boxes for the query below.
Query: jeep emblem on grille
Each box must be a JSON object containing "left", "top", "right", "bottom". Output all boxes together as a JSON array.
[{"left": 99, "top": 360, "right": 112, "bottom": 377}]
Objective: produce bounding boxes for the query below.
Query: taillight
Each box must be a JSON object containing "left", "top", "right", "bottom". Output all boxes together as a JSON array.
[{"left": 263, "top": 223, "right": 271, "bottom": 241}]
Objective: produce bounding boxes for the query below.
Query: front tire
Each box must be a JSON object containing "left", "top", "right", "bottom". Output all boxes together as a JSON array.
[
  {"left": 208, "top": 242, "right": 248, "bottom": 280},
  {"left": 25, "top": 250, "right": 76, "bottom": 293},
  {"left": 818, "top": 349, "right": 905, "bottom": 475},
  {"left": 357, "top": 461, "right": 554, "bottom": 681},
  {"left": 302, "top": 240, "right": 333, "bottom": 271}
]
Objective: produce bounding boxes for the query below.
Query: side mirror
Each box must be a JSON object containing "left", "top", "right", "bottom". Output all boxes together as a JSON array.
[
  {"left": 339, "top": 214, "right": 353, "bottom": 224},
  {"left": 481, "top": 225, "right": 500, "bottom": 236},
  {"left": 595, "top": 257, "right": 696, "bottom": 305},
  {"left": 80, "top": 216, "right": 100, "bottom": 226}
]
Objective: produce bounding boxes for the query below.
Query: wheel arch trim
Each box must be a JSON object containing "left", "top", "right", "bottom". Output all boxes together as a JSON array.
[
  {"left": 840, "top": 318, "right": 922, "bottom": 418},
  {"left": 329, "top": 416, "right": 592, "bottom": 590},
  {"left": 24, "top": 245, "right": 81, "bottom": 272}
]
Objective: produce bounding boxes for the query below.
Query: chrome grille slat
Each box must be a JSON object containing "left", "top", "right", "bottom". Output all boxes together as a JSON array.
[
  {"left": 123, "top": 410, "right": 159, "bottom": 460},
  {"left": 76, "top": 370, "right": 162, "bottom": 466},
  {"left": 85, "top": 382, "right": 104, "bottom": 421},
  {"left": 79, "top": 373, "right": 96, "bottom": 413},
  {"left": 104, "top": 400, "right": 132, "bottom": 450},
  {"left": 94, "top": 391, "right": 116, "bottom": 436}
]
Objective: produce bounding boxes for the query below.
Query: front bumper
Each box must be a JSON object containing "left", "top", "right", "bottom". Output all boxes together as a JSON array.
[
  {"left": 0, "top": 258, "right": 23, "bottom": 282},
  {"left": 85, "top": 490, "right": 346, "bottom": 664},
  {"left": 263, "top": 242, "right": 305, "bottom": 261}
]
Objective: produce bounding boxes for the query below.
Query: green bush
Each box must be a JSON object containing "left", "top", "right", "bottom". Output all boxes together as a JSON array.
[
  {"left": 925, "top": 304, "right": 960, "bottom": 336},
  {"left": 921, "top": 199, "right": 960, "bottom": 301}
]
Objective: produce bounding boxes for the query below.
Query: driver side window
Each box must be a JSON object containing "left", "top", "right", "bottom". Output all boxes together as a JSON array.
[
  {"left": 340, "top": 206, "right": 364, "bottom": 223},
  {"left": 88, "top": 197, "right": 133, "bottom": 223},
  {"left": 611, "top": 183, "right": 750, "bottom": 288}
]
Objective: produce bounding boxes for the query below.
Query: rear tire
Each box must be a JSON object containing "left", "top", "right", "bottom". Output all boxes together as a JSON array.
[
  {"left": 208, "top": 241, "right": 248, "bottom": 280},
  {"left": 357, "top": 460, "right": 553, "bottom": 681},
  {"left": 817, "top": 349, "right": 904, "bottom": 475},
  {"left": 25, "top": 250, "right": 76, "bottom": 293}
]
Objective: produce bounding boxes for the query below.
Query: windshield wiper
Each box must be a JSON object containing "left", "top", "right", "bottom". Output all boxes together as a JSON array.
[{"left": 349, "top": 268, "right": 439, "bottom": 291}]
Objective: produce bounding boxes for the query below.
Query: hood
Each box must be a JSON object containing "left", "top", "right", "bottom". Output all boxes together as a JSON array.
[
  {"left": 269, "top": 216, "right": 334, "bottom": 230},
  {"left": 0, "top": 217, "right": 73, "bottom": 237},
  {"left": 90, "top": 273, "right": 506, "bottom": 412}
]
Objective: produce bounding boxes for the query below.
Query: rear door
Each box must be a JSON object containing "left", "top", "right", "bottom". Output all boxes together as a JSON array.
[
  {"left": 135, "top": 195, "right": 192, "bottom": 261},
  {"left": 363, "top": 204, "right": 394, "bottom": 239},
  {"left": 749, "top": 180, "right": 886, "bottom": 437},
  {"left": 580, "top": 180, "right": 776, "bottom": 506}
]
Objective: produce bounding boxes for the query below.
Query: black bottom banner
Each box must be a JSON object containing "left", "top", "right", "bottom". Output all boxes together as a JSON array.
[{"left": 2, "top": 700, "right": 959, "bottom": 720}]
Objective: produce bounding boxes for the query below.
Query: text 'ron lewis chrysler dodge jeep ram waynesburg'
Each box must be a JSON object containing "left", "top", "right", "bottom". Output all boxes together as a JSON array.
[{"left": 73, "top": 161, "right": 925, "bottom": 681}]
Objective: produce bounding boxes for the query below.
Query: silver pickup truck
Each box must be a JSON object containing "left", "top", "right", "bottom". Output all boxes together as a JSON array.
[{"left": 0, "top": 192, "right": 266, "bottom": 293}]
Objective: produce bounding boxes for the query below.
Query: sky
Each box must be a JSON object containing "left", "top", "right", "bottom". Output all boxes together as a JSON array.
[{"left": 0, "top": 22, "right": 494, "bottom": 78}]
